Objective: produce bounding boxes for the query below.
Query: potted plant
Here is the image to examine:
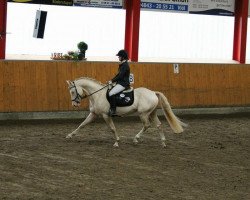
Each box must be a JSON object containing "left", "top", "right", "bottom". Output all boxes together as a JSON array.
[
  {"left": 77, "top": 41, "right": 88, "bottom": 60},
  {"left": 66, "top": 51, "right": 79, "bottom": 60}
]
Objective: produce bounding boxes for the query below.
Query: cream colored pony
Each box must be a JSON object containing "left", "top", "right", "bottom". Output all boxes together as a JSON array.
[{"left": 66, "top": 77, "right": 187, "bottom": 148}]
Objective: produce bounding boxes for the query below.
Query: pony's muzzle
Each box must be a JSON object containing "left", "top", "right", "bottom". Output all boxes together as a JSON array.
[{"left": 72, "top": 102, "right": 80, "bottom": 107}]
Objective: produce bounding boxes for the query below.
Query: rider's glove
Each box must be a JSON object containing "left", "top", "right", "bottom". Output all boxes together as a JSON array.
[{"left": 108, "top": 80, "right": 112, "bottom": 85}]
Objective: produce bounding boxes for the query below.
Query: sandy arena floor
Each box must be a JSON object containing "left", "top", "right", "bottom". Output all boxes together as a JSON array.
[{"left": 0, "top": 115, "right": 249, "bottom": 200}]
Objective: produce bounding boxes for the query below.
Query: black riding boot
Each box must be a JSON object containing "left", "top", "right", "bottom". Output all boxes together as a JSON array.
[{"left": 109, "top": 95, "right": 117, "bottom": 117}]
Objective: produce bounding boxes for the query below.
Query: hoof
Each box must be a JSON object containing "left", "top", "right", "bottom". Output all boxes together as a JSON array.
[
  {"left": 133, "top": 138, "right": 138, "bottom": 145},
  {"left": 133, "top": 137, "right": 143, "bottom": 145},
  {"left": 113, "top": 142, "right": 119, "bottom": 148},
  {"left": 161, "top": 142, "right": 166, "bottom": 148},
  {"left": 66, "top": 134, "right": 72, "bottom": 139}
]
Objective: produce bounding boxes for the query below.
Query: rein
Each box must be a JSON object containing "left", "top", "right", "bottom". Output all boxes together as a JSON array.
[{"left": 70, "top": 81, "right": 109, "bottom": 103}]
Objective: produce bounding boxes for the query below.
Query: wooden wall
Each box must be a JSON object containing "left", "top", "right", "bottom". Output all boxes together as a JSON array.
[{"left": 0, "top": 60, "right": 249, "bottom": 112}]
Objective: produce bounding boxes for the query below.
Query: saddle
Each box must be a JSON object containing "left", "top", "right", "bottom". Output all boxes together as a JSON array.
[{"left": 107, "top": 87, "right": 134, "bottom": 107}]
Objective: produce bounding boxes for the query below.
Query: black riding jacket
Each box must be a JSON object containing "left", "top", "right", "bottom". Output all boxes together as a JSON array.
[{"left": 111, "top": 60, "right": 130, "bottom": 88}]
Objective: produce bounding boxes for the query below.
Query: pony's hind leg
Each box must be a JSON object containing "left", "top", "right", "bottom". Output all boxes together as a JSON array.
[
  {"left": 102, "top": 114, "right": 120, "bottom": 148},
  {"left": 133, "top": 113, "right": 151, "bottom": 144},
  {"left": 149, "top": 109, "right": 166, "bottom": 148},
  {"left": 66, "top": 112, "right": 96, "bottom": 138}
]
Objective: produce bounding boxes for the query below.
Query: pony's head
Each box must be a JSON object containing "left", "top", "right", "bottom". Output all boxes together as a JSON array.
[{"left": 66, "top": 80, "right": 84, "bottom": 107}]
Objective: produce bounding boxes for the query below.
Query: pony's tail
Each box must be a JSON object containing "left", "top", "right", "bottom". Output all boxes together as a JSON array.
[{"left": 155, "top": 91, "right": 187, "bottom": 133}]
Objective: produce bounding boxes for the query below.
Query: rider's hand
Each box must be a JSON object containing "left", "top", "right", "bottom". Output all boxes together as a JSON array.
[{"left": 108, "top": 80, "right": 112, "bottom": 85}]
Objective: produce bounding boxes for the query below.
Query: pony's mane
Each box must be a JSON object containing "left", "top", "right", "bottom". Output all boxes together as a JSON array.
[{"left": 75, "top": 77, "right": 105, "bottom": 86}]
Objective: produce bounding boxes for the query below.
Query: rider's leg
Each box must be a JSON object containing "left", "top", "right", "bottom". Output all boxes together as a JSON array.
[
  {"left": 108, "top": 84, "right": 125, "bottom": 116},
  {"left": 109, "top": 84, "right": 125, "bottom": 96},
  {"left": 109, "top": 95, "right": 117, "bottom": 116}
]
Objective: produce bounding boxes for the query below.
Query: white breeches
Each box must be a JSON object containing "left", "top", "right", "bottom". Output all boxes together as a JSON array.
[{"left": 109, "top": 84, "right": 125, "bottom": 96}]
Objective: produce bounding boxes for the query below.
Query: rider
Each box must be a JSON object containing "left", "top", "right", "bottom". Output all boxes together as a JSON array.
[{"left": 108, "top": 49, "right": 130, "bottom": 116}]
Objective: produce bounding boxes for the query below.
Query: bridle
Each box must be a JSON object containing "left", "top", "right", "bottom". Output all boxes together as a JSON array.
[
  {"left": 69, "top": 81, "right": 109, "bottom": 104},
  {"left": 69, "top": 82, "right": 83, "bottom": 104}
]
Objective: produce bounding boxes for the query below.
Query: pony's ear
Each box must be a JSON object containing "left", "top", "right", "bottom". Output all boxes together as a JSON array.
[{"left": 66, "top": 80, "right": 73, "bottom": 86}]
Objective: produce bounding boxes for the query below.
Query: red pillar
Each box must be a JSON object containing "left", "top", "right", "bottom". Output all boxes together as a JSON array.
[
  {"left": 124, "top": 0, "right": 133, "bottom": 59},
  {"left": 124, "top": 0, "right": 141, "bottom": 62},
  {"left": 233, "top": 0, "right": 249, "bottom": 63},
  {"left": 131, "top": 0, "right": 140, "bottom": 62},
  {"left": 0, "top": 0, "right": 7, "bottom": 59}
]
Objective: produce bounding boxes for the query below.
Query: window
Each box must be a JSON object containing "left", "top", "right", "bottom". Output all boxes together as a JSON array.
[{"left": 139, "top": 11, "right": 234, "bottom": 62}]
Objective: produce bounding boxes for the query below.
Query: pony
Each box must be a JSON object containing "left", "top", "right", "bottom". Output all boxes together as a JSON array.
[{"left": 66, "top": 77, "right": 187, "bottom": 148}]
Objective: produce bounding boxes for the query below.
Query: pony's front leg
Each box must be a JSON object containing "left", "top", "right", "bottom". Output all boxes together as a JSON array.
[
  {"left": 66, "top": 112, "right": 96, "bottom": 138},
  {"left": 102, "top": 114, "right": 119, "bottom": 147}
]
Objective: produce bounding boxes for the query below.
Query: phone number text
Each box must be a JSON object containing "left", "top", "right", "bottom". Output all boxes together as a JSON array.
[{"left": 141, "top": 2, "right": 188, "bottom": 11}]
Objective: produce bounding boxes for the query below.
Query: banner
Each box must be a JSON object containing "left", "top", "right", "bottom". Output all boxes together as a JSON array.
[
  {"left": 7, "top": 0, "right": 73, "bottom": 6},
  {"left": 73, "top": 0, "right": 123, "bottom": 9},
  {"left": 141, "top": 0, "right": 189, "bottom": 13},
  {"left": 141, "top": 0, "right": 235, "bottom": 16},
  {"left": 189, "top": 0, "right": 235, "bottom": 16}
]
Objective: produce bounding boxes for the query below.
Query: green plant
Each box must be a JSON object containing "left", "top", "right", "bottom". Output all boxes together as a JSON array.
[
  {"left": 64, "top": 51, "right": 80, "bottom": 60},
  {"left": 77, "top": 41, "right": 88, "bottom": 53},
  {"left": 72, "top": 52, "right": 80, "bottom": 60}
]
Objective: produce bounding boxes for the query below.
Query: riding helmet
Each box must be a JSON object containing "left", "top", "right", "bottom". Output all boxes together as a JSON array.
[{"left": 116, "top": 49, "right": 128, "bottom": 60}]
